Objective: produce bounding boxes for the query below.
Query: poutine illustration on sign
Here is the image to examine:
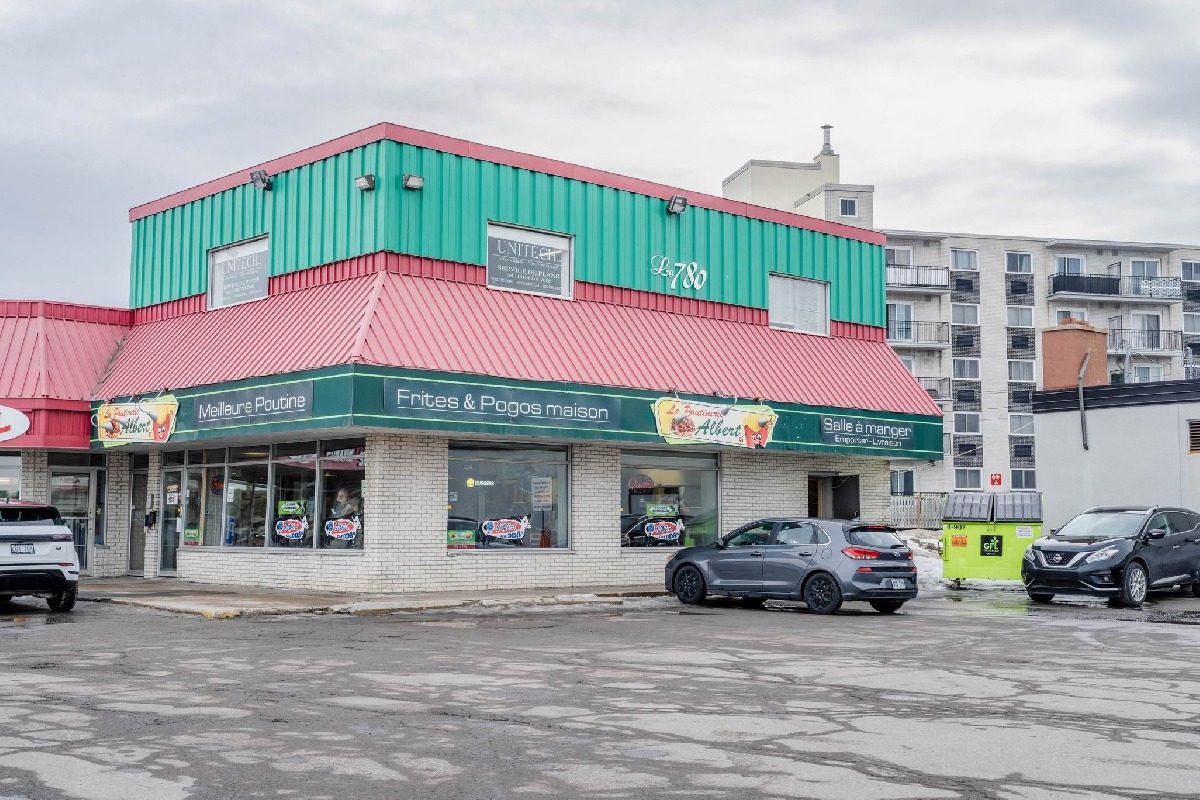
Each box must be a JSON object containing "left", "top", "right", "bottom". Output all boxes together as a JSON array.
[
  {"left": 96, "top": 395, "right": 179, "bottom": 447},
  {"left": 275, "top": 518, "right": 309, "bottom": 540},
  {"left": 480, "top": 516, "right": 531, "bottom": 544},
  {"left": 324, "top": 516, "right": 360, "bottom": 541},
  {"left": 652, "top": 398, "right": 777, "bottom": 449},
  {"left": 643, "top": 518, "right": 684, "bottom": 542}
]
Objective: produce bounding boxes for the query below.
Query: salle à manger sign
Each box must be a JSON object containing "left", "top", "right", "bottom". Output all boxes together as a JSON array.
[{"left": 819, "top": 415, "right": 914, "bottom": 449}]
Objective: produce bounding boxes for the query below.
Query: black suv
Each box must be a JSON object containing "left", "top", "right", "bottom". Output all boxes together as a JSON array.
[{"left": 1022, "top": 506, "right": 1200, "bottom": 607}]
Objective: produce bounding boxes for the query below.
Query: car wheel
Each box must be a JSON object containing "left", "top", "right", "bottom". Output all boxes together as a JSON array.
[
  {"left": 1119, "top": 562, "right": 1148, "bottom": 608},
  {"left": 1191, "top": 582, "right": 1200, "bottom": 598},
  {"left": 47, "top": 586, "right": 77, "bottom": 613},
  {"left": 868, "top": 600, "right": 904, "bottom": 614},
  {"left": 803, "top": 573, "right": 843, "bottom": 615},
  {"left": 740, "top": 597, "right": 766, "bottom": 608},
  {"left": 1028, "top": 593, "right": 1055, "bottom": 604},
  {"left": 673, "top": 566, "right": 707, "bottom": 605}
]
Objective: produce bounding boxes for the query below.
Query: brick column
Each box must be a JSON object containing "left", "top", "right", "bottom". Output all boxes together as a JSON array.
[
  {"left": 720, "top": 451, "right": 809, "bottom": 531},
  {"left": 19, "top": 450, "right": 48, "bottom": 503},
  {"left": 92, "top": 451, "right": 131, "bottom": 577},
  {"left": 570, "top": 444, "right": 621, "bottom": 559}
]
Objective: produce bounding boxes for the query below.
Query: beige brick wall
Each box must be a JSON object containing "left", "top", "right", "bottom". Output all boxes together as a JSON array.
[
  {"left": 91, "top": 451, "right": 130, "bottom": 578},
  {"left": 171, "top": 434, "right": 894, "bottom": 594},
  {"left": 19, "top": 450, "right": 48, "bottom": 502}
]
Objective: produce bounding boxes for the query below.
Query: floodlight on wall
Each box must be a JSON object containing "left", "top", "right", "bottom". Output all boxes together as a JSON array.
[
  {"left": 402, "top": 173, "right": 425, "bottom": 190},
  {"left": 249, "top": 170, "right": 273, "bottom": 191},
  {"left": 354, "top": 174, "right": 376, "bottom": 191},
  {"left": 666, "top": 195, "right": 688, "bottom": 215}
]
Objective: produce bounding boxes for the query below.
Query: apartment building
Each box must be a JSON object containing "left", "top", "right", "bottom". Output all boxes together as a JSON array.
[{"left": 723, "top": 128, "right": 1200, "bottom": 500}]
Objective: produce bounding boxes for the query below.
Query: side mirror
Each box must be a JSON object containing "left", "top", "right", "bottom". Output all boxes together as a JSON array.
[{"left": 1147, "top": 528, "right": 1168, "bottom": 540}]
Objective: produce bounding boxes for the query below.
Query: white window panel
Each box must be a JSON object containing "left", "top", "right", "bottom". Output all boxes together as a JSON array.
[
  {"left": 952, "top": 304, "right": 979, "bottom": 325},
  {"left": 1007, "top": 306, "right": 1034, "bottom": 327},
  {"left": 955, "top": 469, "right": 982, "bottom": 490},
  {"left": 1056, "top": 309, "right": 1087, "bottom": 324},
  {"left": 1055, "top": 255, "right": 1084, "bottom": 275},
  {"left": 1010, "top": 414, "right": 1034, "bottom": 435},
  {"left": 953, "top": 359, "right": 980, "bottom": 380},
  {"left": 1011, "top": 470, "right": 1036, "bottom": 490},
  {"left": 954, "top": 412, "right": 981, "bottom": 434},
  {"left": 885, "top": 247, "right": 913, "bottom": 267},
  {"left": 951, "top": 249, "right": 978, "bottom": 270},
  {"left": 839, "top": 197, "right": 857, "bottom": 217},
  {"left": 1185, "top": 313, "right": 1200, "bottom": 334},
  {"left": 1008, "top": 360, "right": 1035, "bottom": 382},
  {"left": 768, "top": 274, "right": 829, "bottom": 335},
  {"left": 1005, "top": 252, "right": 1032, "bottom": 273},
  {"left": 1183, "top": 261, "right": 1200, "bottom": 282}
]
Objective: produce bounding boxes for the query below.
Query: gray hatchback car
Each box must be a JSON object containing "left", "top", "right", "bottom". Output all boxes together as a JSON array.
[{"left": 664, "top": 518, "right": 918, "bottom": 614}]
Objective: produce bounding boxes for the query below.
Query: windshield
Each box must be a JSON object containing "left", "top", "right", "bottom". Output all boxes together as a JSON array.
[
  {"left": 846, "top": 527, "right": 906, "bottom": 548},
  {"left": 1055, "top": 511, "right": 1147, "bottom": 540}
]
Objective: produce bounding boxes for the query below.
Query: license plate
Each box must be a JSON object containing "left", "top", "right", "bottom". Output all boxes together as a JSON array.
[
  {"left": 889, "top": 578, "right": 908, "bottom": 590},
  {"left": 10, "top": 544, "right": 35, "bottom": 555}
]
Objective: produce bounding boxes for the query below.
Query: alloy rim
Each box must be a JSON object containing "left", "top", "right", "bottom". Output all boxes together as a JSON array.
[
  {"left": 1130, "top": 567, "right": 1147, "bottom": 602},
  {"left": 679, "top": 570, "right": 699, "bottom": 598},
  {"left": 809, "top": 577, "right": 833, "bottom": 607}
]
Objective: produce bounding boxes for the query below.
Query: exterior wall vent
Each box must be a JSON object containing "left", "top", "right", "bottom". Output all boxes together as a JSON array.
[{"left": 1189, "top": 420, "right": 1200, "bottom": 453}]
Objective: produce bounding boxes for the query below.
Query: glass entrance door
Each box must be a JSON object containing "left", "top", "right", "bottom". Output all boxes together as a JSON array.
[
  {"left": 50, "top": 471, "right": 94, "bottom": 570},
  {"left": 129, "top": 471, "right": 148, "bottom": 575},
  {"left": 161, "top": 470, "right": 184, "bottom": 574}
]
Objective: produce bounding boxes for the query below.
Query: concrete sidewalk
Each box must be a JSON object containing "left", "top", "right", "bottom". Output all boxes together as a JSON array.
[{"left": 79, "top": 577, "right": 667, "bottom": 619}]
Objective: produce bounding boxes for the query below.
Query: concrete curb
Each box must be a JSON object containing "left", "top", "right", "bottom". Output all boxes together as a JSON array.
[{"left": 88, "top": 589, "right": 670, "bottom": 619}]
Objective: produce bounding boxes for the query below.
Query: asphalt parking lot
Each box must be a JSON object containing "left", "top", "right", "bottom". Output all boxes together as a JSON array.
[{"left": 3, "top": 588, "right": 1200, "bottom": 800}]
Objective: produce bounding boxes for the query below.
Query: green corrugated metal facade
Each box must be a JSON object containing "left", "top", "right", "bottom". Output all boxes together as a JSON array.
[{"left": 130, "top": 140, "right": 885, "bottom": 326}]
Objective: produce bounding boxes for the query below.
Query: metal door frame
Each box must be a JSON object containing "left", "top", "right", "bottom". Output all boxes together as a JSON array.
[
  {"left": 48, "top": 467, "right": 102, "bottom": 575},
  {"left": 159, "top": 469, "right": 183, "bottom": 576},
  {"left": 128, "top": 469, "right": 148, "bottom": 576}
]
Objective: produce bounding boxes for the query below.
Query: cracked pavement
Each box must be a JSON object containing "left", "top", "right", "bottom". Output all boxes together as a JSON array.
[{"left": 3, "top": 590, "right": 1200, "bottom": 799}]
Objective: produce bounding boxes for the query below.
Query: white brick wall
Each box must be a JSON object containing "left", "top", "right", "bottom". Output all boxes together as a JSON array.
[
  {"left": 171, "top": 434, "right": 895, "bottom": 593},
  {"left": 18, "top": 450, "right": 48, "bottom": 502},
  {"left": 91, "top": 451, "right": 130, "bottom": 578}
]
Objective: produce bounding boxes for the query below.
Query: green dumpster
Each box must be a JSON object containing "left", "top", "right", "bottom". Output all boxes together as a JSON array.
[{"left": 940, "top": 492, "right": 1042, "bottom": 582}]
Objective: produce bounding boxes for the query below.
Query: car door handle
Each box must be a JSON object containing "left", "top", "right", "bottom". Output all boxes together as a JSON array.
[
  {"left": 750, "top": 550, "right": 764, "bottom": 557},
  {"left": 797, "top": 551, "right": 815, "bottom": 557}
]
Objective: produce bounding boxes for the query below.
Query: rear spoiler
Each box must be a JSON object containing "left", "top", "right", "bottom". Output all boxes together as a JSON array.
[{"left": 842, "top": 522, "right": 898, "bottom": 534}]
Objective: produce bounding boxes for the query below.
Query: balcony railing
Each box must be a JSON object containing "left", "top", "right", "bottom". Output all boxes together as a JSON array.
[
  {"left": 886, "top": 265, "right": 951, "bottom": 290},
  {"left": 1108, "top": 329, "right": 1183, "bottom": 353},
  {"left": 916, "top": 376, "right": 950, "bottom": 400},
  {"left": 887, "top": 320, "right": 950, "bottom": 346},
  {"left": 1047, "top": 273, "right": 1183, "bottom": 300}
]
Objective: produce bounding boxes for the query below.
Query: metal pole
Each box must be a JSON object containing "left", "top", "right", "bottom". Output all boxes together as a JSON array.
[{"left": 1078, "top": 352, "right": 1091, "bottom": 451}]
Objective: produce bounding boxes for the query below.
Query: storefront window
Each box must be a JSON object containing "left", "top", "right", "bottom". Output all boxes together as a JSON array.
[
  {"left": 271, "top": 442, "right": 318, "bottom": 549},
  {"left": 447, "top": 445, "right": 568, "bottom": 550},
  {"left": 318, "top": 440, "right": 364, "bottom": 550},
  {"left": 620, "top": 451, "right": 718, "bottom": 548},
  {"left": 0, "top": 453, "right": 19, "bottom": 499},
  {"left": 225, "top": 463, "right": 269, "bottom": 547}
]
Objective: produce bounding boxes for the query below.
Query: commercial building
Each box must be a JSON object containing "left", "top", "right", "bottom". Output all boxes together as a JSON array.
[
  {"left": 1, "top": 123, "right": 941, "bottom": 592},
  {"left": 724, "top": 130, "right": 1200, "bottom": 511}
]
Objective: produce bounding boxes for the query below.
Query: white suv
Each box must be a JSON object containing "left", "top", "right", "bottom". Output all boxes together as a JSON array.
[{"left": 0, "top": 500, "right": 80, "bottom": 611}]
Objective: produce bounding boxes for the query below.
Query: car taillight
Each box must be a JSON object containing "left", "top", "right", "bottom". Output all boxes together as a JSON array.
[
  {"left": 51, "top": 533, "right": 73, "bottom": 541},
  {"left": 842, "top": 547, "right": 880, "bottom": 560}
]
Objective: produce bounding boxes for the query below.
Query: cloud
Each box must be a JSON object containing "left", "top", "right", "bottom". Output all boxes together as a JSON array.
[{"left": 0, "top": 1, "right": 1198, "bottom": 306}]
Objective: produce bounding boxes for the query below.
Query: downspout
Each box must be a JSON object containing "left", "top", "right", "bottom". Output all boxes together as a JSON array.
[{"left": 1077, "top": 351, "right": 1091, "bottom": 451}]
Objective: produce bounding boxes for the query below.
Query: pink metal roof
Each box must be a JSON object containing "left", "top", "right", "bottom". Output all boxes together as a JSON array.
[
  {"left": 128, "top": 122, "right": 885, "bottom": 246},
  {"left": 96, "top": 272, "right": 939, "bottom": 418},
  {"left": 0, "top": 302, "right": 130, "bottom": 402}
]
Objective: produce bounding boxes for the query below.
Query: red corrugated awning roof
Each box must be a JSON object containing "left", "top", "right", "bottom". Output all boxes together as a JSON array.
[
  {"left": 0, "top": 301, "right": 130, "bottom": 402},
  {"left": 95, "top": 272, "right": 939, "bottom": 418}
]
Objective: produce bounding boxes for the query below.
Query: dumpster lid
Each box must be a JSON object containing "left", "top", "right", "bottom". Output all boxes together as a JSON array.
[
  {"left": 942, "top": 493, "right": 993, "bottom": 522},
  {"left": 994, "top": 492, "right": 1043, "bottom": 523}
]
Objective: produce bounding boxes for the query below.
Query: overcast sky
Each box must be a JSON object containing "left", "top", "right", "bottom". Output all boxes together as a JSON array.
[{"left": 2, "top": 0, "right": 1199, "bottom": 307}]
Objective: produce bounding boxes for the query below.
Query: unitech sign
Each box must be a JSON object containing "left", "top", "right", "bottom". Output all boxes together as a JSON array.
[{"left": 192, "top": 382, "right": 314, "bottom": 429}]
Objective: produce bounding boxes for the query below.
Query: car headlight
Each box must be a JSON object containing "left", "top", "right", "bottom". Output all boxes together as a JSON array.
[
  {"left": 1023, "top": 547, "right": 1035, "bottom": 563},
  {"left": 1083, "top": 547, "right": 1121, "bottom": 565}
]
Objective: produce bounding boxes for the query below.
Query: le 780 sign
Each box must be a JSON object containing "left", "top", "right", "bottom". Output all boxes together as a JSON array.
[{"left": 650, "top": 255, "right": 708, "bottom": 292}]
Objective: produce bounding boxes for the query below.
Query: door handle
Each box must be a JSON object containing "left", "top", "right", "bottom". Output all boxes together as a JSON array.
[
  {"left": 798, "top": 551, "right": 815, "bottom": 557},
  {"left": 750, "top": 550, "right": 764, "bottom": 557}
]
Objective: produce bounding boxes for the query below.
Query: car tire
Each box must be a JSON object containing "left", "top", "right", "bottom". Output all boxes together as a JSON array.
[
  {"left": 802, "top": 573, "right": 843, "bottom": 615},
  {"left": 0, "top": 594, "right": 13, "bottom": 605},
  {"left": 1028, "top": 593, "right": 1054, "bottom": 603},
  {"left": 868, "top": 600, "right": 904, "bottom": 614},
  {"left": 673, "top": 565, "right": 707, "bottom": 605},
  {"left": 1119, "top": 562, "right": 1148, "bottom": 608},
  {"left": 1190, "top": 581, "right": 1200, "bottom": 598},
  {"left": 47, "top": 586, "right": 77, "bottom": 613},
  {"left": 740, "top": 597, "right": 767, "bottom": 608}
]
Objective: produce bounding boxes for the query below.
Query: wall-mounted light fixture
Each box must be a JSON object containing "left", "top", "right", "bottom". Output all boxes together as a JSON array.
[
  {"left": 402, "top": 173, "right": 424, "bottom": 190},
  {"left": 666, "top": 195, "right": 688, "bottom": 215},
  {"left": 249, "top": 170, "right": 273, "bottom": 191},
  {"left": 354, "top": 174, "right": 376, "bottom": 191}
]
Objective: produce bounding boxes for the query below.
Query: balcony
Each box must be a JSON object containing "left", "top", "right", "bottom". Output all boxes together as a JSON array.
[
  {"left": 916, "top": 376, "right": 950, "bottom": 401},
  {"left": 1047, "top": 273, "right": 1183, "bottom": 303},
  {"left": 1107, "top": 328, "right": 1183, "bottom": 355},
  {"left": 886, "top": 265, "right": 951, "bottom": 293},
  {"left": 887, "top": 320, "right": 950, "bottom": 349}
]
